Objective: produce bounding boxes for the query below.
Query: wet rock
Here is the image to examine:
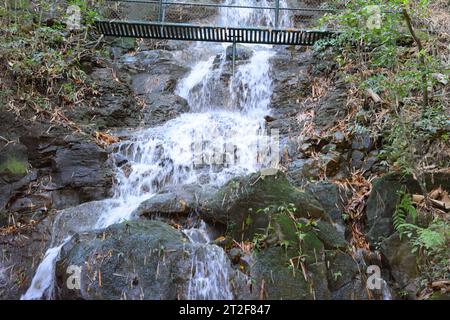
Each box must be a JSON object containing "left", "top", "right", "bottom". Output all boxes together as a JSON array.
[
  {"left": 141, "top": 93, "right": 189, "bottom": 127},
  {"left": 8, "top": 133, "right": 115, "bottom": 211},
  {"left": 0, "top": 170, "right": 37, "bottom": 213},
  {"left": 50, "top": 200, "right": 115, "bottom": 245},
  {"left": 123, "top": 50, "right": 189, "bottom": 94},
  {"left": 55, "top": 220, "right": 238, "bottom": 300},
  {"left": 225, "top": 44, "right": 253, "bottom": 61},
  {"left": 331, "top": 278, "right": 369, "bottom": 300},
  {"left": 109, "top": 38, "right": 137, "bottom": 59},
  {"left": 201, "top": 170, "right": 327, "bottom": 240},
  {"left": 326, "top": 251, "right": 361, "bottom": 292},
  {"left": 0, "top": 214, "right": 54, "bottom": 299},
  {"left": 8, "top": 194, "right": 52, "bottom": 215},
  {"left": 132, "top": 184, "right": 214, "bottom": 220},
  {"left": 50, "top": 136, "right": 113, "bottom": 203},
  {"left": 315, "top": 220, "right": 348, "bottom": 250},
  {"left": 250, "top": 245, "right": 334, "bottom": 300},
  {"left": 287, "top": 158, "right": 320, "bottom": 186},
  {"left": 55, "top": 220, "right": 193, "bottom": 300},
  {"left": 287, "top": 153, "right": 344, "bottom": 186}
]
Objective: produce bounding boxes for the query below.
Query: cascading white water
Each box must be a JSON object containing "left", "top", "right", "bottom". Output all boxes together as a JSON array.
[
  {"left": 183, "top": 221, "right": 233, "bottom": 300},
  {"left": 187, "top": 245, "right": 234, "bottom": 300},
  {"left": 23, "top": 0, "right": 291, "bottom": 300},
  {"left": 21, "top": 237, "right": 70, "bottom": 300}
]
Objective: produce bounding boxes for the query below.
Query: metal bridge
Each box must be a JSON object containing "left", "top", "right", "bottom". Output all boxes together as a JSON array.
[{"left": 95, "top": 0, "right": 337, "bottom": 46}]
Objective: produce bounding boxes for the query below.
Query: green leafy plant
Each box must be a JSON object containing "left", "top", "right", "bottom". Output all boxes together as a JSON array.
[{"left": 393, "top": 189, "right": 417, "bottom": 234}]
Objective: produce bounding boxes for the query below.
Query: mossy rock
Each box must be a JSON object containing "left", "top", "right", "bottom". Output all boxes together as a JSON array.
[
  {"left": 326, "top": 250, "right": 360, "bottom": 292},
  {"left": 270, "top": 213, "right": 299, "bottom": 246},
  {"left": 300, "top": 230, "right": 324, "bottom": 264},
  {"left": 250, "top": 246, "right": 314, "bottom": 300},
  {"left": 0, "top": 158, "right": 28, "bottom": 175},
  {"left": 264, "top": 215, "right": 348, "bottom": 265},
  {"left": 315, "top": 220, "right": 348, "bottom": 250},
  {"left": 201, "top": 170, "right": 327, "bottom": 241},
  {"left": 0, "top": 143, "right": 28, "bottom": 181}
]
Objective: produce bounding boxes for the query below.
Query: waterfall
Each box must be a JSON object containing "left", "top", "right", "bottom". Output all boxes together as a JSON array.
[
  {"left": 21, "top": 237, "right": 70, "bottom": 300},
  {"left": 23, "top": 0, "right": 291, "bottom": 300}
]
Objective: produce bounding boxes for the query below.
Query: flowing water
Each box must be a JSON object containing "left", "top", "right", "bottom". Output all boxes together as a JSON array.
[{"left": 23, "top": 0, "right": 290, "bottom": 300}]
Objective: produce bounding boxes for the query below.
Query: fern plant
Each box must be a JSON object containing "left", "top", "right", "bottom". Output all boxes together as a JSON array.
[
  {"left": 394, "top": 191, "right": 448, "bottom": 256},
  {"left": 393, "top": 189, "right": 417, "bottom": 236}
]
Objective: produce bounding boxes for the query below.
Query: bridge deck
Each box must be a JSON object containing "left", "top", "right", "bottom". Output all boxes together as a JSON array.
[{"left": 94, "top": 20, "right": 336, "bottom": 46}]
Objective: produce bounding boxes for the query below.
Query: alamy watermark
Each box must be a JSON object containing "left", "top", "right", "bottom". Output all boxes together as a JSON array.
[
  {"left": 65, "top": 5, "right": 82, "bottom": 30},
  {"left": 66, "top": 265, "right": 82, "bottom": 290},
  {"left": 191, "top": 128, "right": 280, "bottom": 169},
  {"left": 365, "top": 5, "right": 382, "bottom": 30}
]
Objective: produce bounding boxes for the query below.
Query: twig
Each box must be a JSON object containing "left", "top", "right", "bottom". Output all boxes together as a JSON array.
[{"left": 402, "top": 8, "right": 429, "bottom": 108}]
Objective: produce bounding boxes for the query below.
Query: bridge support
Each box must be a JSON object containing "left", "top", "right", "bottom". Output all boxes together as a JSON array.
[
  {"left": 157, "top": 0, "right": 165, "bottom": 22},
  {"left": 158, "top": 0, "right": 165, "bottom": 35},
  {"left": 275, "top": 0, "right": 280, "bottom": 28},
  {"left": 232, "top": 42, "right": 237, "bottom": 74}
]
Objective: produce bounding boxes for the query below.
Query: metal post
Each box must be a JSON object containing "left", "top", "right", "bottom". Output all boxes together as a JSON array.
[
  {"left": 158, "top": 0, "right": 166, "bottom": 35},
  {"left": 232, "top": 42, "right": 237, "bottom": 74},
  {"left": 275, "top": 0, "right": 280, "bottom": 28},
  {"left": 158, "top": 0, "right": 165, "bottom": 22}
]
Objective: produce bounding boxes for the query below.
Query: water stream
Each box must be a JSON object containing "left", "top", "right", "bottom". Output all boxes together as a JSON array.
[{"left": 22, "top": 0, "right": 290, "bottom": 300}]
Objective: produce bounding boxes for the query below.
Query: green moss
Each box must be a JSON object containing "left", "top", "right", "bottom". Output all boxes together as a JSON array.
[{"left": 0, "top": 158, "right": 28, "bottom": 175}]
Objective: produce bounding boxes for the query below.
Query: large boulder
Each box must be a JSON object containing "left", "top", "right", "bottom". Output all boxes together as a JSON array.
[
  {"left": 249, "top": 247, "right": 315, "bottom": 300},
  {"left": 55, "top": 220, "right": 240, "bottom": 300},
  {"left": 200, "top": 170, "right": 328, "bottom": 240},
  {"left": 55, "top": 220, "right": 190, "bottom": 300},
  {"left": 19, "top": 134, "right": 114, "bottom": 210}
]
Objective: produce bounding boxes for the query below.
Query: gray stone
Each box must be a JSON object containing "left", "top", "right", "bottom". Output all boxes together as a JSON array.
[
  {"left": 351, "top": 150, "right": 365, "bottom": 170},
  {"left": 351, "top": 133, "right": 374, "bottom": 151},
  {"left": 225, "top": 44, "right": 253, "bottom": 61},
  {"left": 132, "top": 184, "right": 214, "bottom": 219},
  {"left": 380, "top": 232, "right": 419, "bottom": 292},
  {"left": 304, "top": 181, "right": 347, "bottom": 227}
]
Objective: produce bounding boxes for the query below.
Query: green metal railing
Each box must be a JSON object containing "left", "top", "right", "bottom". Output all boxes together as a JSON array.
[{"left": 96, "top": 0, "right": 338, "bottom": 45}]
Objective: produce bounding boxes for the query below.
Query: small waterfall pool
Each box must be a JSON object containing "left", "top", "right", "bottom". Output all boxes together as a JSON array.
[{"left": 23, "top": 0, "right": 291, "bottom": 300}]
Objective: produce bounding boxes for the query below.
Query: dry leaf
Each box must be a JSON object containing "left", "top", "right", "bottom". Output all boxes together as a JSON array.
[
  {"left": 429, "top": 187, "right": 443, "bottom": 200},
  {"left": 94, "top": 131, "right": 119, "bottom": 146}
]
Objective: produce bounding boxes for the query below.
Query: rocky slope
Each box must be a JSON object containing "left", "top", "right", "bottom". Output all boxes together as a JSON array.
[{"left": 1, "top": 0, "right": 448, "bottom": 300}]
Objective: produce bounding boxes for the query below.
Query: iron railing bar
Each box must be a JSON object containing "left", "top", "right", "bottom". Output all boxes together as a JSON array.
[
  {"left": 96, "top": 19, "right": 332, "bottom": 33},
  {"left": 94, "top": 21, "right": 338, "bottom": 45}
]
